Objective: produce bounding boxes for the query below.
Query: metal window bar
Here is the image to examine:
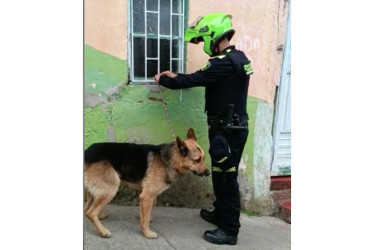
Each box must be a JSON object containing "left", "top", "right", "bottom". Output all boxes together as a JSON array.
[
  {"left": 181, "top": 0, "right": 185, "bottom": 72},
  {"left": 157, "top": 0, "right": 160, "bottom": 75},
  {"left": 145, "top": 0, "right": 159, "bottom": 81},
  {"left": 170, "top": 0, "right": 184, "bottom": 73},
  {"left": 169, "top": 0, "right": 172, "bottom": 73},
  {"left": 130, "top": 0, "right": 184, "bottom": 83},
  {"left": 129, "top": 0, "right": 133, "bottom": 83},
  {"left": 144, "top": 0, "right": 147, "bottom": 80}
]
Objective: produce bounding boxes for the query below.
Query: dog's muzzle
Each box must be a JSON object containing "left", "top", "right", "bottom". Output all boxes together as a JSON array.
[{"left": 193, "top": 169, "right": 210, "bottom": 177}]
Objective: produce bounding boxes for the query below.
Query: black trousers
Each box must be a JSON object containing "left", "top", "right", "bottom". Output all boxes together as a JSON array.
[{"left": 208, "top": 120, "right": 248, "bottom": 236}]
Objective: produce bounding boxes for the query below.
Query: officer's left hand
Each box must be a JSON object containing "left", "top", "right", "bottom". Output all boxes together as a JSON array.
[{"left": 154, "top": 73, "right": 162, "bottom": 83}]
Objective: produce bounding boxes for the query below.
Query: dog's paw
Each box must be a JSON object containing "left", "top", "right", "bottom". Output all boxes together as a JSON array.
[
  {"left": 100, "top": 229, "right": 112, "bottom": 238},
  {"left": 144, "top": 230, "right": 158, "bottom": 239}
]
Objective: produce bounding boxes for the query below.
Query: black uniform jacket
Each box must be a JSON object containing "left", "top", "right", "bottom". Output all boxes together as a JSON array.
[{"left": 159, "top": 45, "right": 253, "bottom": 117}]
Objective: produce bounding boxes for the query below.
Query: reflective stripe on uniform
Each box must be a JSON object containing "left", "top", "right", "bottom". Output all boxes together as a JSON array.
[
  {"left": 212, "top": 166, "right": 236, "bottom": 172},
  {"left": 216, "top": 156, "right": 228, "bottom": 163},
  {"left": 226, "top": 167, "right": 236, "bottom": 172}
]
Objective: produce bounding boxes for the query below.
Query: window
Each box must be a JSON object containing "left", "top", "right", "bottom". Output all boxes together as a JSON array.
[{"left": 129, "top": 0, "right": 185, "bottom": 84}]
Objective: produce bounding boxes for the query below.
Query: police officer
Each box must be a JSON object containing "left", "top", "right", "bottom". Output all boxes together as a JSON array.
[{"left": 154, "top": 13, "right": 253, "bottom": 245}]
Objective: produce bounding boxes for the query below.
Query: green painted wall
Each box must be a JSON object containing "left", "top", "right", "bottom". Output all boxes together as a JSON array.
[
  {"left": 84, "top": 45, "right": 128, "bottom": 94},
  {"left": 84, "top": 46, "right": 267, "bottom": 209}
]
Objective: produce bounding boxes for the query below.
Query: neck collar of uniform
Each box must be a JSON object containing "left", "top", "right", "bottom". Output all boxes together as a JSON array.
[{"left": 221, "top": 45, "right": 235, "bottom": 54}]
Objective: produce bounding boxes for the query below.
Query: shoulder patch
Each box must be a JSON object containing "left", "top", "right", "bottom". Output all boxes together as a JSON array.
[
  {"left": 243, "top": 63, "right": 253, "bottom": 75},
  {"left": 201, "top": 61, "right": 211, "bottom": 71}
]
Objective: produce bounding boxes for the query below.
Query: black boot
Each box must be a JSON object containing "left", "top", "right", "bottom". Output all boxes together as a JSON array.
[
  {"left": 203, "top": 228, "right": 238, "bottom": 245},
  {"left": 200, "top": 209, "right": 217, "bottom": 224}
]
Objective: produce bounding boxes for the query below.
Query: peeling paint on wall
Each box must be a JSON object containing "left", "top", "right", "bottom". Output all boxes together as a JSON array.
[
  {"left": 253, "top": 101, "right": 273, "bottom": 199},
  {"left": 249, "top": 100, "right": 275, "bottom": 215},
  {"left": 238, "top": 96, "right": 258, "bottom": 209},
  {"left": 84, "top": 105, "right": 111, "bottom": 149}
]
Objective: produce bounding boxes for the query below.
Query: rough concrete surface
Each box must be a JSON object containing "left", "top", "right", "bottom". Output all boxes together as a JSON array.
[
  {"left": 84, "top": 93, "right": 108, "bottom": 107},
  {"left": 84, "top": 205, "right": 291, "bottom": 250}
]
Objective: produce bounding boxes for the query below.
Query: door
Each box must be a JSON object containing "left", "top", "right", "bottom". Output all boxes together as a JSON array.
[{"left": 271, "top": 10, "right": 291, "bottom": 176}]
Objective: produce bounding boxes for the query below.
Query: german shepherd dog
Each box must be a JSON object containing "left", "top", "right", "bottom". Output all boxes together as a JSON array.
[{"left": 84, "top": 128, "right": 210, "bottom": 239}]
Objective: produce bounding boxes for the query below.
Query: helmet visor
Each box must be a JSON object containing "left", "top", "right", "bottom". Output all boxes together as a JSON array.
[
  {"left": 184, "top": 16, "right": 208, "bottom": 43},
  {"left": 188, "top": 16, "right": 203, "bottom": 28}
]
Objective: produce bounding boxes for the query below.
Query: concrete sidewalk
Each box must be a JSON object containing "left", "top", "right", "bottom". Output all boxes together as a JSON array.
[{"left": 84, "top": 205, "right": 291, "bottom": 250}]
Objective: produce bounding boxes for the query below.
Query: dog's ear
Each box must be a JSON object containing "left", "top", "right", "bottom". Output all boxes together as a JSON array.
[
  {"left": 187, "top": 128, "right": 196, "bottom": 141},
  {"left": 176, "top": 136, "right": 189, "bottom": 156}
]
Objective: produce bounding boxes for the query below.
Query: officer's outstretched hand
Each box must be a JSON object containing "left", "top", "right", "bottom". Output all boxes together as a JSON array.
[
  {"left": 161, "top": 71, "right": 178, "bottom": 78},
  {"left": 154, "top": 71, "right": 177, "bottom": 83}
]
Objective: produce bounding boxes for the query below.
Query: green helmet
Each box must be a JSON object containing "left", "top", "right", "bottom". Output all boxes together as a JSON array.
[{"left": 185, "top": 13, "right": 235, "bottom": 56}]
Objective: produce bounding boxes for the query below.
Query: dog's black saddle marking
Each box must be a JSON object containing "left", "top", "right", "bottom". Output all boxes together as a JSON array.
[{"left": 85, "top": 143, "right": 162, "bottom": 182}]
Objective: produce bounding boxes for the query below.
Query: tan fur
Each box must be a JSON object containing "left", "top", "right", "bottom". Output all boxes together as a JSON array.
[{"left": 84, "top": 129, "right": 209, "bottom": 239}]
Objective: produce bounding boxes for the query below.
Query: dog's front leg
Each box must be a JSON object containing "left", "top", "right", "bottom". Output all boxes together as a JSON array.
[{"left": 139, "top": 192, "right": 157, "bottom": 238}]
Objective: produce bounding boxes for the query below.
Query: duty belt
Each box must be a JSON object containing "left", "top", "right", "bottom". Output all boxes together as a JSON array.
[
  {"left": 208, "top": 113, "right": 248, "bottom": 131},
  {"left": 208, "top": 113, "right": 248, "bottom": 123}
]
